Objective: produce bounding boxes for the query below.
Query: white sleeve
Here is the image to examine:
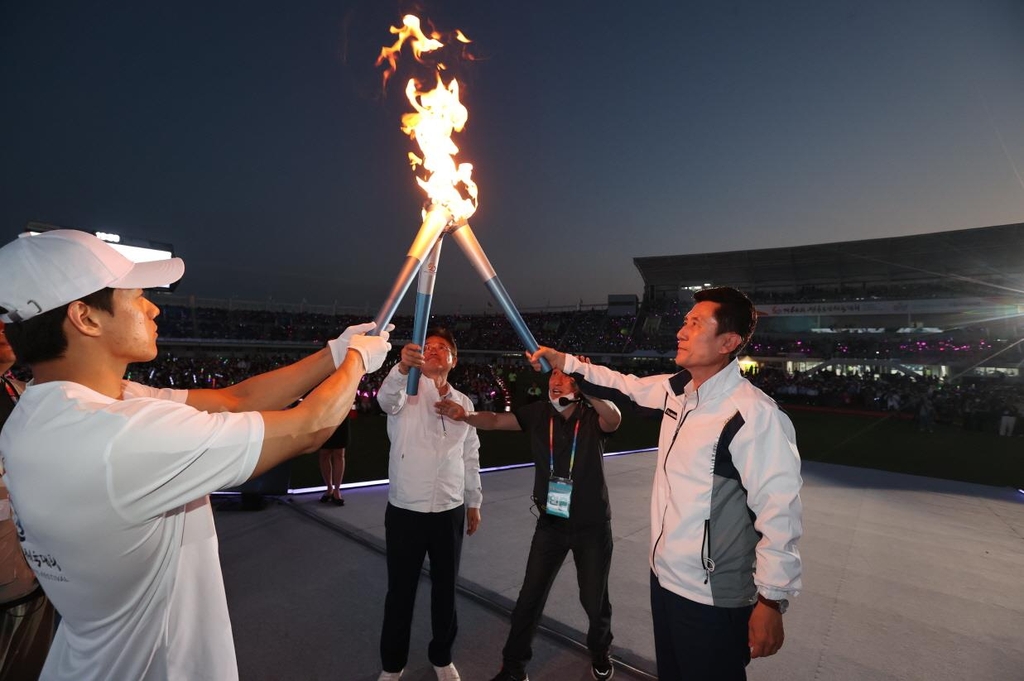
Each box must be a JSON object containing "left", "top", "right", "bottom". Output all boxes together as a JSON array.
[
  {"left": 563, "top": 354, "right": 669, "bottom": 410},
  {"left": 121, "top": 380, "right": 188, "bottom": 403},
  {"left": 731, "top": 401, "right": 803, "bottom": 598},
  {"left": 376, "top": 364, "right": 408, "bottom": 415},
  {"left": 462, "top": 415, "right": 482, "bottom": 509},
  {"left": 105, "top": 399, "right": 264, "bottom": 523}
]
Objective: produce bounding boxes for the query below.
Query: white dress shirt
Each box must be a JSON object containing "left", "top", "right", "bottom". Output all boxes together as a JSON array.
[{"left": 376, "top": 364, "right": 483, "bottom": 513}]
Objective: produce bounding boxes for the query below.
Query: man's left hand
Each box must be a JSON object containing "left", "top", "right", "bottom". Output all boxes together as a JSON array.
[
  {"left": 748, "top": 601, "right": 785, "bottom": 658},
  {"left": 328, "top": 321, "right": 393, "bottom": 368},
  {"left": 436, "top": 400, "right": 468, "bottom": 421},
  {"left": 466, "top": 507, "right": 481, "bottom": 536},
  {"left": 525, "top": 347, "right": 566, "bottom": 372}
]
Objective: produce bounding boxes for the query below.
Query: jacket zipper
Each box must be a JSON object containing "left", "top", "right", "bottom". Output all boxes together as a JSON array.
[
  {"left": 700, "top": 518, "right": 715, "bottom": 584},
  {"left": 651, "top": 389, "right": 699, "bottom": 574}
]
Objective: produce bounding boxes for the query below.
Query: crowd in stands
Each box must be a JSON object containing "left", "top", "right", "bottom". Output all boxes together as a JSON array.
[
  {"left": 742, "top": 336, "right": 1023, "bottom": 366},
  {"left": 749, "top": 365, "right": 1024, "bottom": 434},
  {"left": 10, "top": 296, "right": 1021, "bottom": 432},
  {"left": 108, "top": 347, "right": 1024, "bottom": 437},
  {"left": 155, "top": 302, "right": 1022, "bottom": 366},
  {"left": 122, "top": 352, "right": 517, "bottom": 415},
  {"left": 155, "top": 306, "right": 640, "bottom": 355}
]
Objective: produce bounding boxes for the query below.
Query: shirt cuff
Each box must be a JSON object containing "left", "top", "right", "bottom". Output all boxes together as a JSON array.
[
  {"left": 757, "top": 586, "right": 797, "bottom": 601},
  {"left": 562, "top": 353, "right": 582, "bottom": 375}
]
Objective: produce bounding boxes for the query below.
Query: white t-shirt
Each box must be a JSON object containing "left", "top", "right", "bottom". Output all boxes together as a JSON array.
[{"left": 0, "top": 380, "right": 263, "bottom": 681}]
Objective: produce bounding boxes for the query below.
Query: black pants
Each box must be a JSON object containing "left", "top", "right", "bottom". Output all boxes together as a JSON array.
[
  {"left": 380, "top": 503, "right": 465, "bottom": 672},
  {"left": 0, "top": 586, "right": 56, "bottom": 681},
  {"left": 649, "top": 571, "right": 754, "bottom": 681},
  {"left": 501, "top": 516, "right": 613, "bottom": 674}
]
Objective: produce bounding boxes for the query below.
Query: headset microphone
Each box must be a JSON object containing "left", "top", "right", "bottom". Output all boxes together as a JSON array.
[{"left": 558, "top": 396, "right": 582, "bottom": 406}]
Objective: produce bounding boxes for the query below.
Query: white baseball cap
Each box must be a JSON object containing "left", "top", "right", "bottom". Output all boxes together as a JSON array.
[{"left": 0, "top": 230, "right": 185, "bottom": 323}]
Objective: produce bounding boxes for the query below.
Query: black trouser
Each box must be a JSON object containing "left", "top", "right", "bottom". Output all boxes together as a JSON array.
[
  {"left": 0, "top": 586, "right": 56, "bottom": 681},
  {"left": 380, "top": 503, "right": 465, "bottom": 672},
  {"left": 501, "top": 516, "right": 613, "bottom": 674},
  {"left": 649, "top": 571, "right": 754, "bottom": 681}
]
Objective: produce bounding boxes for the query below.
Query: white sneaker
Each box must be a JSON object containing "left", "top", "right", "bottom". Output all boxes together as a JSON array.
[
  {"left": 377, "top": 672, "right": 403, "bottom": 681},
  {"left": 433, "top": 662, "right": 461, "bottom": 680}
]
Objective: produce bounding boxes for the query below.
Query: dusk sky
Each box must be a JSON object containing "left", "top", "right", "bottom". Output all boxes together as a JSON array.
[{"left": 2, "top": 1, "right": 1023, "bottom": 313}]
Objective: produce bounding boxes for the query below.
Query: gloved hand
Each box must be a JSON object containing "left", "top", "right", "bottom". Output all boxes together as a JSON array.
[
  {"left": 347, "top": 332, "right": 392, "bottom": 373},
  {"left": 328, "top": 322, "right": 394, "bottom": 368}
]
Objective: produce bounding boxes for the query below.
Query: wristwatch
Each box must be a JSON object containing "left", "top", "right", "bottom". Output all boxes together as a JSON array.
[{"left": 757, "top": 593, "right": 789, "bottom": 614}]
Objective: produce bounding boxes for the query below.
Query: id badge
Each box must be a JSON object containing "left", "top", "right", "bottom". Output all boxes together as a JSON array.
[{"left": 546, "top": 477, "right": 573, "bottom": 518}]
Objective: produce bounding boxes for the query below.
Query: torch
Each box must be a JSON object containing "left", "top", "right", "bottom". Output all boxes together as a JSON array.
[
  {"left": 369, "top": 206, "right": 449, "bottom": 336},
  {"left": 370, "top": 15, "right": 468, "bottom": 340},
  {"left": 373, "top": 15, "right": 550, "bottom": 379},
  {"left": 449, "top": 222, "right": 551, "bottom": 372},
  {"left": 406, "top": 236, "right": 444, "bottom": 394}
]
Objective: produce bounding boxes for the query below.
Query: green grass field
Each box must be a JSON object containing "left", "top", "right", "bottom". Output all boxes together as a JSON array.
[{"left": 286, "top": 407, "right": 1024, "bottom": 491}]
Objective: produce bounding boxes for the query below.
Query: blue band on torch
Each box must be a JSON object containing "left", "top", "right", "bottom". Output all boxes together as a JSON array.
[
  {"left": 447, "top": 222, "right": 550, "bottom": 373},
  {"left": 407, "top": 291, "right": 433, "bottom": 394},
  {"left": 406, "top": 238, "right": 443, "bottom": 395},
  {"left": 484, "top": 276, "right": 552, "bottom": 373}
]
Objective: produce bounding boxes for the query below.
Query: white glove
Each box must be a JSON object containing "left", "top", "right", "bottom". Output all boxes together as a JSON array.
[
  {"left": 328, "top": 322, "right": 393, "bottom": 368},
  {"left": 347, "top": 332, "right": 392, "bottom": 373}
]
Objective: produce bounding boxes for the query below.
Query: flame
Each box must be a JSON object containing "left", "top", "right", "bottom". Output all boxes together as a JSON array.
[
  {"left": 378, "top": 15, "right": 478, "bottom": 225},
  {"left": 376, "top": 15, "right": 444, "bottom": 90}
]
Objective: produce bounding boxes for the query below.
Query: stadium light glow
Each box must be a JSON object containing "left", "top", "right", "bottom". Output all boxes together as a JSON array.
[{"left": 26, "top": 225, "right": 176, "bottom": 288}]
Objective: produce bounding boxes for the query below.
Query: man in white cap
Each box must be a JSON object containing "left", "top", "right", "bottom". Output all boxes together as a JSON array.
[{"left": 0, "top": 229, "right": 391, "bottom": 681}]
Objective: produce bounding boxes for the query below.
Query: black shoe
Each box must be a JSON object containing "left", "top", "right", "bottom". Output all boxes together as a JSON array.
[
  {"left": 489, "top": 668, "right": 528, "bottom": 681},
  {"left": 319, "top": 493, "right": 331, "bottom": 503},
  {"left": 331, "top": 496, "right": 345, "bottom": 506},
  {"left": 591, "top": 656, "right": 614, "bottom": 680}
]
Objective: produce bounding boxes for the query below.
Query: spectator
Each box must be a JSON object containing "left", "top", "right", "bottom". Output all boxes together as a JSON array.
[
  {"left": 917, "top": 396, "right": 936, "bottom": 433},
  {"left": 999, "top": 402, "right": 1018, "bottom": 436},
  {"left": 318, "top": 419, "right": 350, "bottom": 506}
]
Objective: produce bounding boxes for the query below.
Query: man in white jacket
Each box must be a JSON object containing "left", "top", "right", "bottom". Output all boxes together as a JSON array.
[
  {"left": 530, "top": 286, "right": 802, "bottom": 681},
  {"left": 375, "top": 328, "right": 482, "bottom": 681}
]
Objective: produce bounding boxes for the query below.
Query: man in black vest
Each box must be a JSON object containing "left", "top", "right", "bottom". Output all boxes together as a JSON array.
[{"left": 437, "top": 365, "right": 621, "bottom": 681}]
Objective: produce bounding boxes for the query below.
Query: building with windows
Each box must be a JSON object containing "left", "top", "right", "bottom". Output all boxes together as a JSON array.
[{"left": 633, "top": 222, "right": 1024, "bottom": 380}]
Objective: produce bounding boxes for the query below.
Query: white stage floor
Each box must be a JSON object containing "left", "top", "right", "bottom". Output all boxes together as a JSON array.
[{"left": 217, "top": 453, "right": 1024, "bottom": 680}]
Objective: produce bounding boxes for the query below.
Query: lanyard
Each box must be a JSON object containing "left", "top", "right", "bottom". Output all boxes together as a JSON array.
[
  {"left": 549, "top": 415, "right": 581, "bottom": 481},
  {"left": 437, "top": 387, "right": 451, "bottom": 437},
  {"left": 1, "top": 376, "right": 18, "bottom": 405}
]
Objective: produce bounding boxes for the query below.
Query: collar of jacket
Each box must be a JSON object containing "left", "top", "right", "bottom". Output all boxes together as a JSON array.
[{"left": 664, "top": 358, "right": 742, "bottom": 401}]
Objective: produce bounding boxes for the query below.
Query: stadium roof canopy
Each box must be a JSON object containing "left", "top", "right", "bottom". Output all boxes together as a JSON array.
[{"left": 634, "top": 222, "right": 1024, "bottom": 298}]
